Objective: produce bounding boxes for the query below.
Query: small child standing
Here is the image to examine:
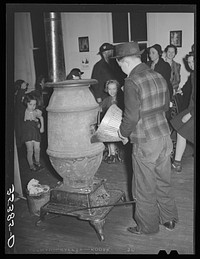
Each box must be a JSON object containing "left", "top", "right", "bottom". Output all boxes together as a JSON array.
[
  {"left": 22, "top": 93, "right": 44, "bottom": 171},
  {"left": 100, "top": 79, "right": 124, "bottom": 163}
]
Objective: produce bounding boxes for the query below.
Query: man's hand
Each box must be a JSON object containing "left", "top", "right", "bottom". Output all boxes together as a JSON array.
[
  {"left": 118, "top": 129, "right": 128, "bottom": 145},
  {"left": 97, "top": 98, "right": 102, "bottom": 103},
  {"left": 182, "top": 113, "right": 192, "bottom": 123}
]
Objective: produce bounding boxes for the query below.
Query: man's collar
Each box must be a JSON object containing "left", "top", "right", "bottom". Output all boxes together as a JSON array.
[{"left": 129, "top": 63, "right": 150, "bottom": 77}]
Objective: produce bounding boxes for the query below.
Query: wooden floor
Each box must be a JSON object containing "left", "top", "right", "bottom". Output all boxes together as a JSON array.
[{"left": 11, "top": 141, "right": 195, "bottom": 254}]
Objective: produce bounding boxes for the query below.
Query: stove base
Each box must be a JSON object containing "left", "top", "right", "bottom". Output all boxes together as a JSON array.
[{"left": 36, "top": 178, "right": 126, "bottom": 241}]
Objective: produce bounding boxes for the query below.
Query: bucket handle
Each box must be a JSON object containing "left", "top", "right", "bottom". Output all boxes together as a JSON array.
[{"left": 97, "top": 108, "right": 102, "bottom": 127}]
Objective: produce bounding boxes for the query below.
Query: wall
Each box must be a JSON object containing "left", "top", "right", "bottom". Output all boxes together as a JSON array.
[
  {"left": 147, "top": 13, "right": 194, "bottom": 88},
  {"left": 14, "top": 12, "right": 194, "bottom": 89},
  {"left": 61, "top": 13, "right": 113, "bottom": 79}
]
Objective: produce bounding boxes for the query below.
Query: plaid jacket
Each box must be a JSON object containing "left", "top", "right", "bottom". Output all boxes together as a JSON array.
[{"left": 120, "top": 63, "right": 171, "bottom": 143}]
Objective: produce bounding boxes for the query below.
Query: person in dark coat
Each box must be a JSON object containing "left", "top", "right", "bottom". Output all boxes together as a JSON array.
[
  {"left": 175, "top": 73, "right": 193, "bottom": 113},
  {"left": 30, "top": 75, "right": 46, "bottom": 111},
  {"left": 89, "top": 43, "right": 117, "bottom": 103},
  {"left": 170, "top": 51, "right": 194, "bottom": 173},
  {"left": 14, "top": 79, "right": 29, "bottom": 148},
  {"left": 146, "top": 44, "right": 173, "bottom": 101}
]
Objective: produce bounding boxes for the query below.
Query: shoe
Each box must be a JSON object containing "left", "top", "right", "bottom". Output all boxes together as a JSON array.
[
  {"left": 127, "top": 226, "right": 159, "bottom": 235},
  {"left": 116, "top": 152, "right": 123, "bottom": 163},
  {"left": 127, "top": 226, "right": 143, "bottom": 235},
  {"left": 34, "top": 163, "right": 44, "bottom": 171},
  {"left": 30, "top": 165, "right": 37, "bottom": 171},
  {"left": 106, "top": 155, "right": 116, "bottom": 164},
  {"left": 163, "top": 220, "right": 176, "bottom": 231},
  {"left": 172, "top": 160, "right": 182, "bottom": 173}
]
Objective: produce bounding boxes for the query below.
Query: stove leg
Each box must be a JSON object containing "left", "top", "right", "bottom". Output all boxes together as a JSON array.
[
  {"left": 35, "top": 209, "right": 47, "bottom": 226},
  {"left": 121, "top": 192, "right": 127, "bottom": 202},
  {"left": 90, "top": 218, "right": 105, "bottom": 241}
]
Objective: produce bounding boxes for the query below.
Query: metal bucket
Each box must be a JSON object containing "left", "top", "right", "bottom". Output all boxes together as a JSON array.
[{"left": 26, "top": 189, "right": 50, "bottom": 216}]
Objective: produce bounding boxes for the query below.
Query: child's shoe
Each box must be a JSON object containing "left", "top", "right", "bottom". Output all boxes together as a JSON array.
[
  {"left": 34, "top": 163, "right": 44, "bottom": 171},
  {"left": 116, "top": 152, "right": 123, "bottom": 163},
  {"left": 30, "top": 165, "right": 37, "bottom": 172},
  {"left": 172, "top": 160, "right": 182, "bottom": 173},
  {"left": 103, "top": 150, "right": 109, "bottom": 162},
  {"left": 106, "top": 155, "right": 116, "bottom": 164}
]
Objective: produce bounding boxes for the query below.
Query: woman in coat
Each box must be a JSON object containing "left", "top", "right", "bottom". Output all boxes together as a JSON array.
[
  {"left": 170, "top": 51, "right": 195, "bottom": 173},
  {"left": 164, "top": 44, "right": 181, "bottom": 94},
  {"left": 14, "top": 79, "right": 29, "bottom": 148},
  {"left": 146, "top": 44, "right": 173, "bottom": 101}
]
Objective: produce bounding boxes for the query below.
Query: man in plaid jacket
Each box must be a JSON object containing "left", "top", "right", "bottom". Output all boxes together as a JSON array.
[{"left": 113, "top": 41, "right": 178, "bottom": 235}]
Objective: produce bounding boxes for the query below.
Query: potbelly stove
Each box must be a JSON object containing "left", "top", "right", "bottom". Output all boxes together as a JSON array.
[
  {"left": 36, "top": 79, "right": 126, "bottom": 241},
  {"left": 36, "top": 12, "right": 127, "bottom": 241}
]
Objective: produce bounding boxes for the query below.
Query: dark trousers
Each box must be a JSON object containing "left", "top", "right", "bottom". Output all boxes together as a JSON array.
[{"left": 131, "top": 135, "right": 178, "bottom": 234}]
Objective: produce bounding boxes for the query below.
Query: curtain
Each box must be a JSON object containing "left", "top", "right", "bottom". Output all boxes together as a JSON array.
[
  {"left": 14, "top": 12, "right": 35, "bottom": 91},
  {"left": 14, "top": 132, "right": 25, "bottom": 200}
]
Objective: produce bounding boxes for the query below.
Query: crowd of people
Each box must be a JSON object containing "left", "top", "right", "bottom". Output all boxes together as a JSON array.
[
  {"left": 14, "top": 40, "right": 194, "bottom": 236},
  {"left": 89, "top": 41, "right": 194, "bottom": 235},
  {"left": 15, "top": 41, "right": 194, "bottom": 168}
]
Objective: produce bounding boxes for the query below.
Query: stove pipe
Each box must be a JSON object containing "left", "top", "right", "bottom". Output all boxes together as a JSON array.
[
  {"left": 43, "top": 12, "right": 104, "bottom": 192},
  {"left": 44, "top": 12, "right": 66, "bottom": 82}
]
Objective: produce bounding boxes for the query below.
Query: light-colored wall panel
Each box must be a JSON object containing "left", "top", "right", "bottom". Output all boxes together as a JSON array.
[
  {"left": 61, "top": 12, "right": 113, "bottom": 79},
  {"left": 14, "top": 12, "right": 35, "bottom": 90}
]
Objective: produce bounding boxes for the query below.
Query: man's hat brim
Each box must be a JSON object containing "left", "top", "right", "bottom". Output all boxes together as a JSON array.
[
  {"left": 111, "top": 49, "right": 145, "bottom": 59},
  {"left": 97, "top": 49, "right": 113, "bottom": 55}
]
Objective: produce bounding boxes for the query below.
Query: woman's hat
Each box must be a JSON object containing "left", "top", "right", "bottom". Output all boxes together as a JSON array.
[
  {"left": 66, "top": 68, "right": 84, "bottom": 79},
  {"left": 97, "top": 43, "right": 114, "bottom": 54},
  {"left": 185, "top": 51, "right": 194, "bottom": 61},
  {"left": 148, "top": 44, "right": 163, "bottom": 55},
  {"left": 112, "top": 41, "right": 144, "bottom": 59}
]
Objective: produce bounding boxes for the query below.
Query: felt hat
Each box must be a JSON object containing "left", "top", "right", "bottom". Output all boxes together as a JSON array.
[
  {"left": 148, "top": 44, "right": 163, "bottom": 55},
  {"left": 112, "top": 41, "right": 144, "bottom": 59},
  {"left": 97, "top": 43, "right": 114, "bottom": 54},
  {"left": 66, "top": 68, "right": 84, "bottom": 79}
]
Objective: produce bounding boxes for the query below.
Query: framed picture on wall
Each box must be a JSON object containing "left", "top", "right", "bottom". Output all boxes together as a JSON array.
[
  {"left": 170, "top": 30, "right": 182, "bottom": 47},
  {"left": 78, "top": 36, "right": 89, "bottom": 52}
]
